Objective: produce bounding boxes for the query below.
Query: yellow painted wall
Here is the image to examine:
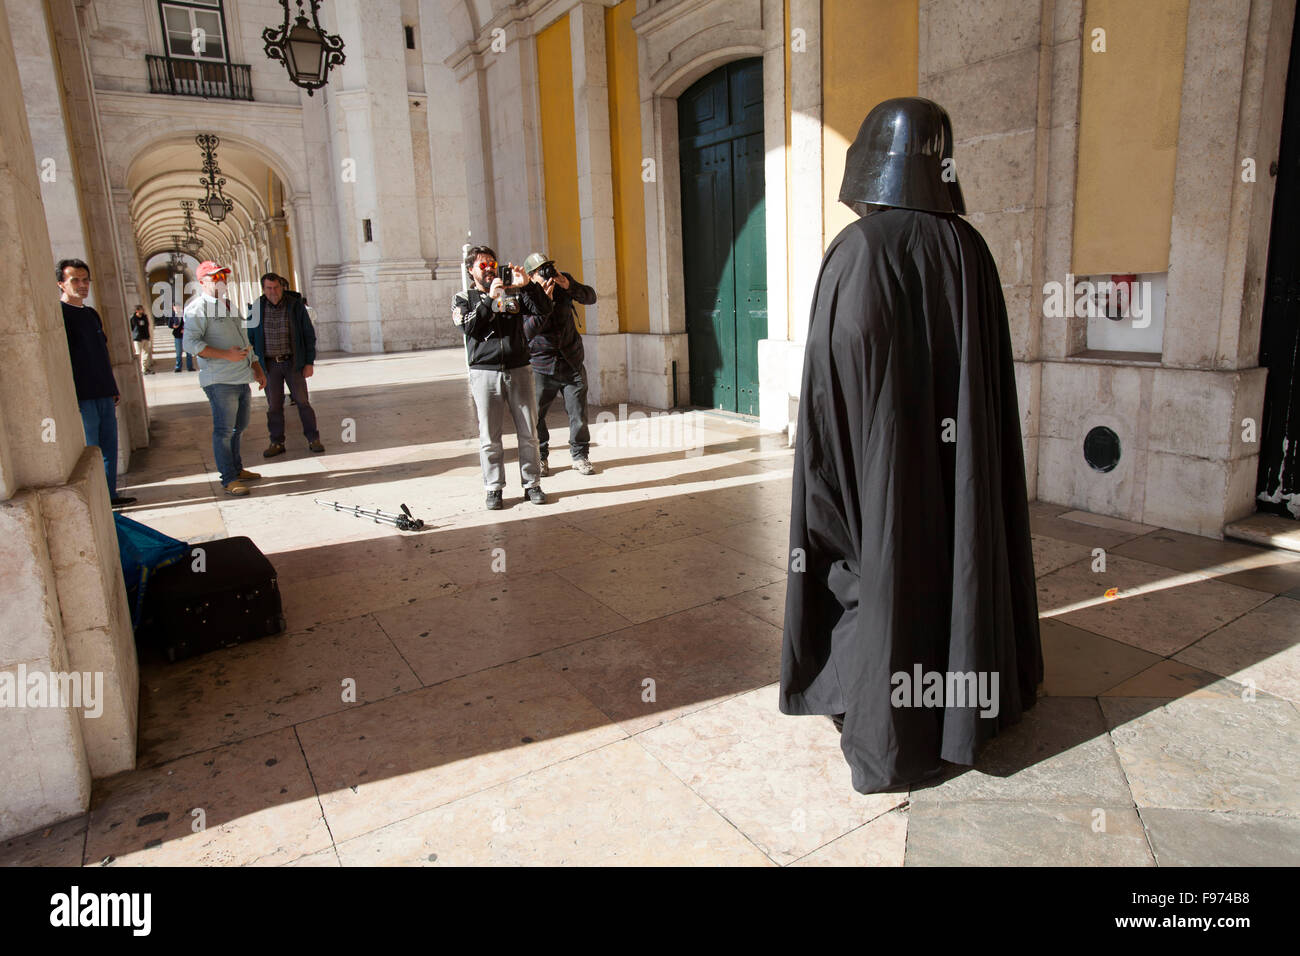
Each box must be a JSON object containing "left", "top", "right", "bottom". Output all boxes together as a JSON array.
[
  {"left": 1073, "top": 0, "right": 1188, "bottom": 274},
  {"left": 820, "top": 0, "right": 918, "bottom": 249},
  {"left": 607, "top": 0, "right": 649, "bottom": 334},
  {"left": 536, "top": 14, "right": 586, "bottom": 330}
]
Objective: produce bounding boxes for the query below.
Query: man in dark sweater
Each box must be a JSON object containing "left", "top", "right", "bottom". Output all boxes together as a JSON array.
[
  {"left": 522, "top": 252, "right": 597, "bottom": 476},
  {"left": 57, "top": 258, "right": 135, "bottom": 507},
  {"left": 247, "top": 273, "right": 323, "bottom": 457},
  {"left": 452, "top": 245, "right": 552, "bottom": 510}
]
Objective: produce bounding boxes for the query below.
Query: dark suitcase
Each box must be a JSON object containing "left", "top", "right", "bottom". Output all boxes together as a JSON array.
[{"left": 137, "top": 536, "right": 286, "bottom": 662}]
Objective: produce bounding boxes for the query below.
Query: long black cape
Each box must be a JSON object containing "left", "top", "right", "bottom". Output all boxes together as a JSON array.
[{"left": 780, "top": 207, "right": 1042, "bottom": 793}]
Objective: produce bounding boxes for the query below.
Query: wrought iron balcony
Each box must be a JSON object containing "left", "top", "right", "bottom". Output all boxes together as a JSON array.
[{"left": 146, "top": 55, "right": 253, "bottom": 102}]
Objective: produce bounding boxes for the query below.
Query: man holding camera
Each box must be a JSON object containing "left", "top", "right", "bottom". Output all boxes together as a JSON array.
[
  {"left": 522, "top": 252, "right": 597, "bottom": 476},
  {"left": 452, "top": 245, "right": 552, "bottom": 510}
]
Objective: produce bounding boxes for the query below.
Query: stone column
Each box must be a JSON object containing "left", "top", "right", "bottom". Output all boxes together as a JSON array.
[
  {"left": 45, "top": 0, "right": 148, "bottom": 453},
  {"left": 0, "top": 0, "right": 137, "bottom": 841},
  {"left": 569, "top": 1, "right": 625, "bottom": 403},
  {"left": 316, "top": 0, "right": 441, "bottom": 353}
]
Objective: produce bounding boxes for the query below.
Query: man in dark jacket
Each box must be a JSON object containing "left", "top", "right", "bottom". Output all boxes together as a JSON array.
[
  {"left": 453, "top": 245, "right": 552, "bottom": 510},
  {"left": 781, "top": 98, "right": 1041, "bottom": 794},
  {"left": 522, "top": 252, "right": 597, "bottom": 476},
  {"left": 248, "top": 272, "right": 323, "bottom": 456}
]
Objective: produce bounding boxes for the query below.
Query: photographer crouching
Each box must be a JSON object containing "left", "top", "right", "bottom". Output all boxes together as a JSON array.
[
  {"left": 452, "top": 245, "right": 552, "bottom": 510},
  {"left": 521, "top": 252, "right": 597, "bottom": 476}
]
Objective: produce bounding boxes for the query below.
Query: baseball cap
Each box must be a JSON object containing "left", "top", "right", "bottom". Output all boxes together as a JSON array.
[
  {"left": 196, "top": 261, "right": 231, "bottom": 281},
  {"left": 522, "top": 252, "right": 553, "bottom": 275}
]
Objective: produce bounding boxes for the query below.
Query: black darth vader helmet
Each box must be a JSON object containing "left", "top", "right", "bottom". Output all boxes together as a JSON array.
[{"left": 839, "top": 97, "right": 966, "bottom": 216}]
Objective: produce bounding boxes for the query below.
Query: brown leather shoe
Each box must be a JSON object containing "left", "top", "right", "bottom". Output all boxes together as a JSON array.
[
  {"left": 308, "top": 439, "right": 325, "bottom": 453},
  {"left": 263, "top": 443, "right": 286, "bottom": 458},
  {"left": 238, "top": 469, "right": 262, "bottom": 480},
  {"left": 223, "top": 480, "right": 250, "bottom": 497}
]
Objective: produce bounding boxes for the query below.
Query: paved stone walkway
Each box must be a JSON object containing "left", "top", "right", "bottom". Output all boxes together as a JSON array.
[{"left": 4, "top": 349, "right": 1299, "bottom": 866}]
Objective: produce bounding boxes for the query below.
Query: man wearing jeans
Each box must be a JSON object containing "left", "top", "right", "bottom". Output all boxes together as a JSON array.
[
  {"left": 57, "top": 258, "right": 135, "bottom": 507},
  {"left": 247, "top": 273, "right": 324, "bottom": 457},
  {"left": 183, "top": 260, "right": 267, "bottom": 497},
  {"left": 452, "top": 245, "right": 551, "bottom": 510}
]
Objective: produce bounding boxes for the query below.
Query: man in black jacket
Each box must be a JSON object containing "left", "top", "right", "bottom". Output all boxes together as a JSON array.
[
  {"left": 248, "top": 273, "right": 323, "bottom": 457},
  {"left": 522, "top": 252, "right": 596, "bottom": 476},
  {"left": 453, "top": 245, "right": 552, "bottom": 510}
]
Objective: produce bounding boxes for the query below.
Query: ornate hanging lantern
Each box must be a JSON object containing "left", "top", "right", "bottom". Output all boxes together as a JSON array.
[
  {"left": 197, "top": 134, "right": 234, "bottom": 223},
  {"left": 262, "top": 0, "right": 345, "bottom": 96},
  {"left": 179, "top": 200, "right": 204, "bottom": 255}
]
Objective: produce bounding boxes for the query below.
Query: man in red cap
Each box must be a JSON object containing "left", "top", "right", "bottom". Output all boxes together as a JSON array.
[{"left": 183, "top": 261, "right": 267, "bottom": 496}]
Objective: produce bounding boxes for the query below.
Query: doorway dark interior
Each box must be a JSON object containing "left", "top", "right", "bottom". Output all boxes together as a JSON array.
[
  {"left": 1258, "top": 11, "right": 1300, "bottom": 519},
  {"left": 678, "top": 58, "right": 766, "bottom": 416}
]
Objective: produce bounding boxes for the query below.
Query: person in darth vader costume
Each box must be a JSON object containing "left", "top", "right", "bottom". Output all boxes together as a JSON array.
[{"left": 780, "top": 97, "right": 1042, "bottom": 794}]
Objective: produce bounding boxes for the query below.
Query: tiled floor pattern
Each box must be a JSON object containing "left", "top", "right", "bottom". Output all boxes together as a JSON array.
[{"left": 4, "top": 349, "right": 1299, "bottom": 867}]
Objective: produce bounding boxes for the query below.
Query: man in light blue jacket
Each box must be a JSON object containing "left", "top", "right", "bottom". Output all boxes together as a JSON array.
[{"left": 183, "top": 260, "right": 267, "bottom": 497}]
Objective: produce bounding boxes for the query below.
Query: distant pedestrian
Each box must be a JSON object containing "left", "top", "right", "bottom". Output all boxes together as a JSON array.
[
  {"left": 130, "top": 303, "right": 153, "bottom": 374},
  {"left": 57, "top": 258, "right": 135, "bottom": 507},
  {"left": 168, "top": 304, "right": 195, "bottom": 372}
]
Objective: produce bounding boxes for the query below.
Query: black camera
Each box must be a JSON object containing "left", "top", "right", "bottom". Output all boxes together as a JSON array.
[{"left": 536, "top": 261, "right": 559, "bottom": 281}]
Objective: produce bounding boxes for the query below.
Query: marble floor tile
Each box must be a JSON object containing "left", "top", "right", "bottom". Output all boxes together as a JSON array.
[
  {"left": 372, "top": 571, "right": 630, "bottom": 686},
  {"left": 1112, "top": 528, "right": 1300, "bottom": 594},
  {"left": 1175, "top": 596, "right": 1300, "bottom": 702},
  {"left": 562, "top": 495, "right": 748, "bottom": 550},
  {"left": 1040, "top": 619, "right": 1163, "bottom": 697},
  {"left": 1036, "top": 554, "right": 1272, "bottom": 656},
  {"left": 335, "top": 739, "right": 773, "bottom": 866},
  {"left": 1030, "top": 510, "right": 1149, "bottom": 549},
  {"left": 904, "top": 803, "right": 1153, "bottom": 866},
  {"left": 723, "top": 579, "right": 788, "bottom": 630},
  {"left": 700, "top": 512, "right": 791, "bottom": 570},
  {"left": 638, "top": 684, "right": 906, "bottom": 865},
  {"left": 790, "top": 808, "right": 908, "bottom": 867},
  {"left": 85, "top": 727, "right": 332, "bottom": 867},
  {"left": 683, "top": 474, "right": 794, "bottom": 520},
  {"left": 279, "top": 560, "right": 460, "bottom": 630},
  {"left": 1031, "top": 534, "right": 1092, "bottom": 577},
  {"left": 295, "top": 658, "right": 626, "bottom": 843},
  {"left": 1139, "top": 807, "right": 1300, "bottom": 866},
  {"left": 137, "top": 615, "right": 421, "bottom": 767},
  {"left": 555, "top": 535, "right": 787, "bottom": 624},
  {"left": 542, "top": 601, "right": 781, "bottom": 734},
  {"left": 1101, "top": 695, "right": 1300, "bottom": 815},
  {"left": 1101, "top": 660, "right": 1243, "bottom": 700},
  {"left": 1056, "top": 511, "right": 1159, "bottom": 536},
  {"left": 425, "top": 518, "right": 621, "bottom": 589},
  {"left": 908, "top": 697, "right": 1133, "bottom": 807},
  {"left": 0, "top": 815, "right": 87, "bottom": 867}
]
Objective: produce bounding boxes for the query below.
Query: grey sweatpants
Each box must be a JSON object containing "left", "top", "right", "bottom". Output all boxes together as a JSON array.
[{"left": 468, "top": 366, "right": 542, "bottom": 491}]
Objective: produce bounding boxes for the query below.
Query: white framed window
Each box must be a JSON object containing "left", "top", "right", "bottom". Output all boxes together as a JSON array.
[{"left": 161, "top": 1, "right": 227, "bottom": 62}]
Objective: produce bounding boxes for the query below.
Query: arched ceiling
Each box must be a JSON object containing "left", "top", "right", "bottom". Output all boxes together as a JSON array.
[{"left": 127, "top": 140, "right": 282, "bottom": 262}]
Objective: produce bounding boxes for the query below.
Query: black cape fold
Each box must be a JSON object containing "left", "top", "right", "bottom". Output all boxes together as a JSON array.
[{"left": 780, "top": 207, "right": 1042, "bottom": 794}]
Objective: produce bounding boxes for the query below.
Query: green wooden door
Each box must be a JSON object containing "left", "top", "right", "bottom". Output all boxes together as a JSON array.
[{"left": 679, "top": 59, "right": 766, "bottom": 415}]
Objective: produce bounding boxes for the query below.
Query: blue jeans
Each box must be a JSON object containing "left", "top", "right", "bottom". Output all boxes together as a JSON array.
[
  {"left": 202, "top": 383, "right": 250, "bottom": 486},
  {"left": 173, "top": 336, "right": 194, "bottom": 371},
  {"left": 78, "top": 397, "right": 118, "bottom": 496}
]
